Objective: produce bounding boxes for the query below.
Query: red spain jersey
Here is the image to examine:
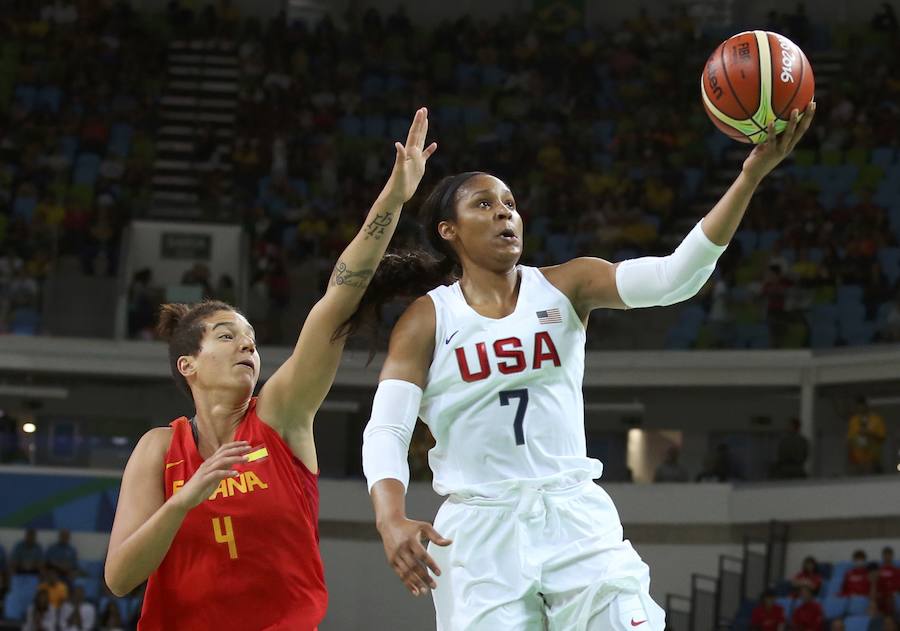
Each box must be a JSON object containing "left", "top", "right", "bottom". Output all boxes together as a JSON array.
[{"left": 139, "top": 399, "right": 327, "bottom": 630}]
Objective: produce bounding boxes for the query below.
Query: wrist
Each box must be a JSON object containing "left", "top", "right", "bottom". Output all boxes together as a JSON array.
[
  {"left": 375, "top": 511, "right": 407, "bottom": 533},
  {"left": 739, "top": 166, "right": 765, "bottom": 188}
]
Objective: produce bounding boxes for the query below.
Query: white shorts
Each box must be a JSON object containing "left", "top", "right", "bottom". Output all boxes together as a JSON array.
[{"left": 428, "top": 479, "right": 665, "bottom": 631}]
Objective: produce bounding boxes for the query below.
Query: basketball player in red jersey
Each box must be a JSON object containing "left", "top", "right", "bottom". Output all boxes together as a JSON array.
[
  {"left": 358, "top": 105, "right": 814, "bottom": 630},
  {"left": 104, "top": 109, "right": 437, "bottom": 630}
]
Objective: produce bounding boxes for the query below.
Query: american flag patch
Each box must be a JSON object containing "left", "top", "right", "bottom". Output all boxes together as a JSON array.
[{"left": 536, "top": 308, "right": 562, "bottom": 324}]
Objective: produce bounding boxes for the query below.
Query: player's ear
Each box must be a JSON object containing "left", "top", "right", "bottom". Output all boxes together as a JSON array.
[
  {"left": 437, "top": 220, "right": 456, "bottom": 242},
  {"left": 177, "top": 355, "right": 197, "bottom": 377}
]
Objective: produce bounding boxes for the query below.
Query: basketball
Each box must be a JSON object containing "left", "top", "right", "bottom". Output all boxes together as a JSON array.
[{"left": 701, "top": 30, "right": 815, "bottom": 144}]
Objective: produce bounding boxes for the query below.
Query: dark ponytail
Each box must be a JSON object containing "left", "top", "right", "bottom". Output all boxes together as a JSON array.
[{"left": 335, "top": 171, "right": 486, "bottom": 342}]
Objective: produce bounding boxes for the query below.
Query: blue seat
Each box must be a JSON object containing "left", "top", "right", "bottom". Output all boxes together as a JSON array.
[
  {"left": 775, "top": 597, "right": 795, "bottom": 616},
  {"left": 14, "top": 84, "right": 36, "bottom": 110},
  {"left": 73, "top": 152, "right": 101, "bottom": 185},
  {"left": 12, "top": 195, "right": 37, "bottom": 220},
  {"left": 338, "top": 115, "right": 362, "bottom": 137},
  {"left": 388, "top": 117, "right": 408, "bottom": 139},
  {"left": 822, "top": 594, "right": 847, "bottom": 619},
  {"left": 107, "top": 123, "right": 133, "bottom": 157},
  {"left": 362, "top": 114, "right": 386, "bottom": 138},
  {"left": 37, "top": 85, "right": 61, "bottom": 112},
  {"left": 877, "top": 247, "right": 900, "bottom": 284},
  {"left": 758, "top": 230, "right": 781, "bottom": 251},
  {"left": 10, "top": 308, "right": 40, "bottom": 335},
  {"left": 847, "top": 594, "right": 870, "bottom": 615},
  {"left": 4, "top": 574, "right": 40, "bottom": 620},
  {"left": 733, "top": 230, "right": 758, "bottom": 253},
  {"left": 872, "top": 147, "right": 895, "bottom": 168},
  {"left": 837, "top": 285, "right": 864, "bottom": 306},
  {"left": 74, "top": 576, "right": 100, "bottom": 601},
  {"left": 838, "top": 303, "right": 866, "bottom": 325},
  {"left": 843, "top": 615, "right": 871, "bottom": 631}
]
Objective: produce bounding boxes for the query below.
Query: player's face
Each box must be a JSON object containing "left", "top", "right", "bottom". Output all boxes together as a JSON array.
[
  {"left": 439, "top": 174, "right": 524, "bottom": 270},
  {"left": 184, "top": 310, "right": 260, "bottom": 396}
]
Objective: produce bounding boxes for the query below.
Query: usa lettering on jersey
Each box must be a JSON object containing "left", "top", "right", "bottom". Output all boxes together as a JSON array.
[{"left": 454, "top": 332, "right": 561, "bottom": 382}]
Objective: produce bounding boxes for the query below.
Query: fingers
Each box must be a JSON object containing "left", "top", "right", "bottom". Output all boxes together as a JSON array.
[
  {"left": 423, "top": 142, "right": 438, "bottom": 160},
  {"left": 404, "top": 107, "right": 427, "bottom": 151},
  {"left": 421, "top": 524, "right": 452, "bottom": 547},
  {"left": 402, "top": 549, "right": 436, "bottom": 591},
  {"left": 392, "top": 553, "right": 432, "bottom": 596},
  {"left": 394, "top": 141, "right": 407, "bottom": 164},
  {"left": 787, "top": 101, "right": 816, "bottom": 153}
]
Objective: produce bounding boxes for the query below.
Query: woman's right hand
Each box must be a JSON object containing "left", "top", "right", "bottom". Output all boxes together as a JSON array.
[
  {"left": 377, "top": 516, "right": 452, "bottom": 596},
  {"left": 172, "top": 441, "right": 252, "bottom": 510}
]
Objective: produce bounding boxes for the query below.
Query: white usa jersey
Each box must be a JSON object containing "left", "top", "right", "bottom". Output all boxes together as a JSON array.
[{"left": 421, "top": 265, "right": 603, "bottom": 497}]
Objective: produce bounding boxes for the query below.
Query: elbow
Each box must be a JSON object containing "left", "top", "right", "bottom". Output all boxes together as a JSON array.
[{"left": 104, "top": 561, "right": 131, "bottom": 598}]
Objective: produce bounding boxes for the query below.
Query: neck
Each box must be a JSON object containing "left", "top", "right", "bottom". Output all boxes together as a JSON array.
[
  {"left": 191, "top": 389, "right": 250, "bottom": 457},
  {"left": 458, "top": 264, "right": 519, "bottom": 310}
]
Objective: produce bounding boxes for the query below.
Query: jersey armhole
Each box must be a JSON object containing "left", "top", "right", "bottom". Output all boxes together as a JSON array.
[{"left": 531, "top": 266, "right": 587, "bottom": 332}]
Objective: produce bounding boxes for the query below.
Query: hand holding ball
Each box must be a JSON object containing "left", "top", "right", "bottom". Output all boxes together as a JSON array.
[{"left": 701, "top": 31, "right": 815, "bottom": 144}]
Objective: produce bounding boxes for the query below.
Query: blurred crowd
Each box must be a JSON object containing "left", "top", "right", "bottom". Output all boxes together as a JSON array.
[
  {"left": 1, "top": 2, "right": 899, "bottom": 350},
  {"left": 0, "top": 528, "right": 143, "bottom": 630},
  {"left": 0, "top": 0, "right": 166, "bottom": 335}
]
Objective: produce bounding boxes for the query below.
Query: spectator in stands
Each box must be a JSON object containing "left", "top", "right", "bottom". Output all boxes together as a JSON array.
[
  {"left": 696, "top": 443, "right": 744, "bottom": 482},
  {"left": 791, "top": 585, "right": 824, "bottom": 631},
  {"left": 877, "top": 295, "right": 900, "bottom": 342},
  {"left": 654, "top": 446, "right": 690, "bottom": 482},
  {"left": 847, "top": 396, "right": 886, "bottom": 475},
  {"left": 841, "top": 550, "right": 873, "bottom": 597},
  {"left": 180, "top": 262, "right": 213, "bottom": 298},
  {"left": 876, "top": 546, "right": 900, "bottom": 616},
  {"left": 97, "top": 599, "right": 124, "bottom": 631},
  {"left": 38, "top": 567, "right": 69, "bottom": 608},
  {"left": 11, "top": 528, "right": 43, "bottom": 575},
  {"left": 750, "top": 588, "right": 786, "bottom": 631},
  {"left": 770, "top": 417, "right": 809, "bottom": 479},
  {"left": 792, "top": 556, "right": 824, "bottom": 596},
  {"left": 127, "top": 268, "right": 160, "bottom": 339},
  {"left": 59, "top": 584, "right": 95, "bottom": 631},
  {"left": 23, "top": 588, "right": 57, "bottom": 631},
  {"left": 45, "top": 530, "right": 78, "bottom": 582}
]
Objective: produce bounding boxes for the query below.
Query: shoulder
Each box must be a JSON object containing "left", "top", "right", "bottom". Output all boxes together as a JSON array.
[
  {"left": 381, "top": 296, "right": 436, "bottom": 387},
  {"left": 391, "top": 295, "right": 436, "bottom": 341},
  {"left": 129, "top": 427, "right": 173, "bottom": 468}
]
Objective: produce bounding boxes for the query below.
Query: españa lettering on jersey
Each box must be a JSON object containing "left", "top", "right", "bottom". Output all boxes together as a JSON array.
[
  {"left": 422, "top": 265, "right": 604, "bottom": 497},
  {"left": 139, "top": 398, "right": 327, "bottom": 631}
]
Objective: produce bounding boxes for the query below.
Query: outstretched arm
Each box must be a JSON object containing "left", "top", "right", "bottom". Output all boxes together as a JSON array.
[
  {"left": 545, "top": 103, "right": 816, "bottom": 316},
  {"left": 256, "top": 109, "right": 436, "bottom": 463}
]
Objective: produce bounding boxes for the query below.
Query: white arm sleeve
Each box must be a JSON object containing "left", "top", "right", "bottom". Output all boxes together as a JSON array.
[
  {"left": 362, "top": 379, "right": 423, "bottom": 493},
  {"left": 614, "top": 219, "right": 727, "bottom": 308}
]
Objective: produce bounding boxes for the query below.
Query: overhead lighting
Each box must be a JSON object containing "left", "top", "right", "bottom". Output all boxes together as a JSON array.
[{"left": 22, "top": 422, "right": 36, "bottom": 433}]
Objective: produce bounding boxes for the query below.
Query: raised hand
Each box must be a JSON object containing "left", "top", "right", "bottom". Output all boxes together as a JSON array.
[
  {"left": 743, "top": 100, "right": 816, "bottom": 182},
  {"left": 382, "top": 107, "right": 438, "bottom": 206},
  {"left": 172, "top": 441, "right": 252, "bottom": 510},
  {"left": 377, "top": 515, "right": 452, "bottom": 596}
]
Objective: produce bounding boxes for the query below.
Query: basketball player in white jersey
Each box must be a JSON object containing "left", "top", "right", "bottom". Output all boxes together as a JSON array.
[{"left": 360, "top": 105, "right": 814, "bottom": 630}]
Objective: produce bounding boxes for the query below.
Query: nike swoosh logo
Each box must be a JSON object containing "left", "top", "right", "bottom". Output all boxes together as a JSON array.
[
  {"left": 444, "top": 330, "right": 460, "bottom": 345},
  {"left": 165, "top": 460, "right": 184, "bottom": 469},
  {"left": 631, "top": 619, "right": 647, "bottom": 627}
]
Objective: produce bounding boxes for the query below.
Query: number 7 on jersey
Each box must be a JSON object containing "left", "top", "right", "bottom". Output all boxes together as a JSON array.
[{"left": 499, "top": 389, "right": 529, "bottom": 446}]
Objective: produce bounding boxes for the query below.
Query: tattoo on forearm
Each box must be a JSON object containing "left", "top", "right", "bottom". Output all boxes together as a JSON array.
[
  {"left": 330, "top": 261, "right": 374, "bottom": 288},
  {"left": 363, "top": 211, "right": 394, "bottom": 240}
]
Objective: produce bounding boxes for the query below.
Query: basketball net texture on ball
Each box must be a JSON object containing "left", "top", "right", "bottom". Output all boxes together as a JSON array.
[{"left": 701, "top": 30, "right": 814, "bottom": 144}]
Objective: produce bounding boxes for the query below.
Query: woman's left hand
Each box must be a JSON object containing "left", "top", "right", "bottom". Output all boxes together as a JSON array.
[
  {"left": 382, "top": 107, "right": 438, "bottom": 206},
  {"left": 742, "top": 100, "right": 816, "bottom": 183}
]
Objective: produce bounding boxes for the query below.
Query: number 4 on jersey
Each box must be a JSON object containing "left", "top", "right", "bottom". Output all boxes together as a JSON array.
[{"left": 499, "top": 389, "right": 529, "bottom": 446}]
